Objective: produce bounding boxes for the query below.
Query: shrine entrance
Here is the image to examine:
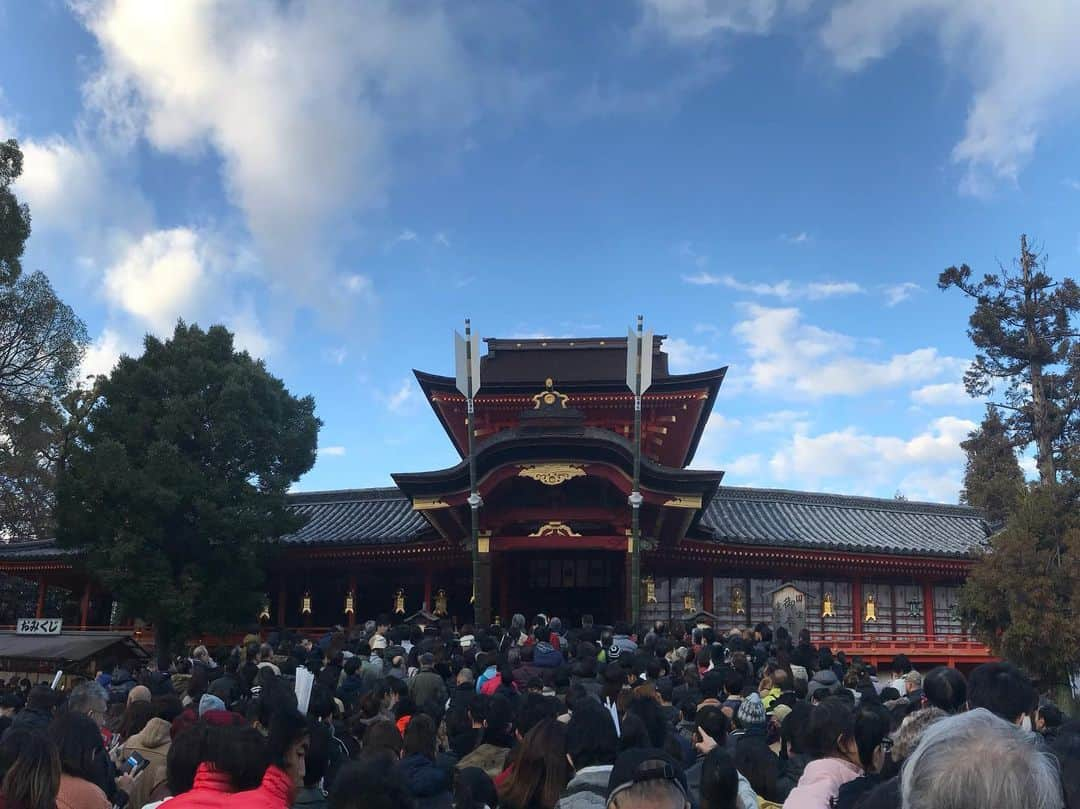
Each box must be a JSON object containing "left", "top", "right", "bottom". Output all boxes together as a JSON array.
[{"left": 496, "top": 550, "right": 624, "bottom": 627}]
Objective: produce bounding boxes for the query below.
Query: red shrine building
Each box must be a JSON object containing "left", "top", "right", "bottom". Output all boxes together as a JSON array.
[{"left": 0, "top": 336, "right": 995, "bottom": 668}]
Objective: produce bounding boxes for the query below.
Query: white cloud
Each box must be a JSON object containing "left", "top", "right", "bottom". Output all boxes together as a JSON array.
[
  {"left": 767, "top": 415, "right": 976, "bottom": 501},
  {"left": 318, "top": 445, "right": 347, "bottom": 457},
  {"left": 227, "top": 303, "right": 274, "bottom": 359},
  {"left": 75, "top": 0, "right": 487, "bottom": 305},
  {"left": 911, "top": 382, "right": 972, "bottom": 407},
  {"left": 78, "top": 328, "right": 138, "bottom": 380},
  {"left": 639, "top": 0, "right": 794, "bottom": 40},
  {"left": 678, "top": 241, "right": 710, "bottom": 269},
  {"left": 14, "top": 137, "right": 109, "bottom": 232},
  {"left": 748, "top": 410, "right": 811, "bottom": 433},
  {"left": 820, "top": 0, "right": 1080, "bottom": 193},
  {"left": 689, "top": 411, "right": 741, "bottom": 468},
  {"left": 435, "top": 231, "right": 452, "bottom": 247},
  {"left": 731, "top": 303, "right": 966, "bottom": 397},
  {"left": 388, "top": 229, "right": 419, "bottom": 250},
  {"left": 782, "top": 231, "right": 810, "bottom": 244},
  {"left": 323, "top": 346, "right": 348, "bottom": 365},
  {"left": 103, "top": 228, "right": 209, "bottom": 333},
  {"left": 664, "top": 337, "right": 721, "bottom": 373},
  {"left": 380, "top": 378, "right": 416, "bottom": 413},
  {"left": 682, "top": 273, "right": 862, "bottom": 300},
  {"left": 1063, "top": 178, "right": 1080, "bottom": 191},
  {"left": 884, "top": 282, "right": 920, "bottom": 306}
]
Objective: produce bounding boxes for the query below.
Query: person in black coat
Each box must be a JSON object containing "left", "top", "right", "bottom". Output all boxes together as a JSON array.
[{"left": 399, "top": 714, "right": 452, "bottom": 809}]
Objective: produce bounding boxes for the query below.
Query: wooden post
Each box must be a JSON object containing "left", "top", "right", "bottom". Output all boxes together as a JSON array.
[
  {"left": 79, "top": 581, "right": 92, "bottom": 630},
  {"left": 922, "top": 581, "right": 936, "bottom": 641},
  {"left": 497, "top": 555, "right": 510, "bottom": 622},
  {"left": 702, "top": 572, "right": 714, "bottom": 617},
  {"left": 423, "top": 567, "right": 433, "bottom": 613},
  {"left": 476, "top": 532, "right": 492, "bottom": 627},
  {"left": 276, "top": 581, "right": 287, "bottom": 628},
  {"left": 852, "top": 578, "right": 863, "bottom": 641},
  {"left": 348, "top": 574, "right": 357, "bottom": 628},
  {"left": 35, "top": 579, "right": 47, "bottom": 619}
]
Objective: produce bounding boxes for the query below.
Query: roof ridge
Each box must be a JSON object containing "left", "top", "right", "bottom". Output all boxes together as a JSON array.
[
  {"left": 286, "top": 487, "right": 408, "bottom": 504},
  {"left": 714, "top": 485, "right": 982, "bottom": 517}
]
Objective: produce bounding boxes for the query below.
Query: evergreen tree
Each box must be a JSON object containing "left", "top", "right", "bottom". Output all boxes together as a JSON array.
[
  {"left": 56, "top": 323, "right": 320, "bottom": 652},
  {"left": 960, "top": 485, "right": 1080, "bottom": 686},
  {"left": 960, "top": 406, "right": 1026, "bottom": 525},
  {"left": 939, "top": 235, "right": 1080, "bottom": 486},
  {"left": 0, "top": 139, "right": 32, "bottom": 285}
]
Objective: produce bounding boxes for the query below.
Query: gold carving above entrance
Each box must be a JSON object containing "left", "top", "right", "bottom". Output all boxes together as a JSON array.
[
  {"left": 529, "top": 521, "right": 582, "bottom": 538},
  {"left": 518, "top": 463, "right": 586, "bottom": 486}
]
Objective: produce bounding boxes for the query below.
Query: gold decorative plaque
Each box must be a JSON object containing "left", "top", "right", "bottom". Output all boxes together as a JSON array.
[{"left": 518, "top": 464, "right": 586, "bottom": 486}]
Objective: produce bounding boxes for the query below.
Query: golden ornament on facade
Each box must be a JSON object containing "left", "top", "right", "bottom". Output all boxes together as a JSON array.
[
  {"left": 644, "top": 576, "right": 658, "bottom": 604},
  {"left": 864, "top": 593, "right": 878, "bottom": 623},
  {"left": 531, "top": 378, "right": 569, "bottom": 410},
  {"left": 731, "top": 586, "right": 746, "bottom": 616},
  {"left": 301, "top": 591, "right": 312, "bottom": 616},
  {"left": 663, "top": 495, "right": 702, "bottom": 509},
  {"left": 683, "top": 591, "right": 697, "bottom": 614},
  {"left": 529, "top": 520, "right": 582, "bottom": 537},
  {"left": 344, "top": 590, "right": 355, "bottom": 616},
  {"left": 822, "top": 592, "right": 835, "bottom": 618},
  {"left": 434, "top": 589, "right": 448, "bottom": 617},
  {"left": 518, "top": 464, "right": 586, "bottom": 486},
  {"left": 258, "top": 597, "right": 271, "bottom": 623},
  {"left": 394, "top": 589, "right": 406, "bottom": 615}
]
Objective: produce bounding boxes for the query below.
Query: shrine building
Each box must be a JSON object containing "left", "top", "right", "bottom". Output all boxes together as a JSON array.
[{"left": 0, "top": 336, "right": 995, "bottom": 668}]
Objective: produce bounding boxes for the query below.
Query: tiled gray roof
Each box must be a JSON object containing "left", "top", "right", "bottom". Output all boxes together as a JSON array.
[
  {"left": 283, "top": 488, "right": 431, "bottom": 546},
  {"left": 0, "top": 540, "right": 75, "bottom": 560},
  {"left": 701, "top": 487, "right": 990, "bottom": 557}
]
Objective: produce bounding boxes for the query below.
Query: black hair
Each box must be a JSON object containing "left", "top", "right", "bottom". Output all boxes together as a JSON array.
[
  {"left": 515, "top": 693, "right": 559, "bottom": 737},
  {"left": 803, "top": 697, "right": 854, "bottom": 759},
  {"left": 403, "top": 713, "right": 437, "bottom": 760},
  {"left": 853, "top": 703, "right": 891, "bottom": 771},
  {"left": 625, "top": 696, "right": 670, "bottom": 750},
  {"left": 780, "top": 702, "right": 812, "bottom": 758},
  {"left": 1051, "top": 728, "right": 1080, "bottom": 809},
  {"left": 723, "top": 669, "right": 744, "bottom": 697},
  {"left": 48, "top": 711, "right": 105, "bottom": 783},
  {"left": 968, "top": 662, "right": 1037, "bottom": 723},
  {"left": 482, "top": 695, "right": 514, "bottom": 748},
  {"left": 700, "top": 747, "right": 739, "bottom": 809},
  {"left": 267, "top": 707, "right": 309, "bottom": 769},
  {"left": 733, "top": 740, "right": 778, "bottom": 802},
  {"left": 695, "top": 705, "right": 729, "bottom": 748},
  {"left": 454, "top": 766, "right": 497, "bottom": 809},
  {"left": 330, "top": 752, "right": 415, "bottom": 809},
  {"left": 210, "top": 723, "right": 269, "bottom": 792},
  {"left": 700, "top": 671, "right": 724, "bottom": 700},
  {"left": 565, "top": 700, "right": 618, "bottom": 770},
  {"left": 890, "top": 655, "right": 912, "bottom": 675},
  {"left": 922, "top": 667, "right": 967, "bottom": 714},
  {"left": 305, "top": 720, "right": 331, "bottom": 788},
  {"left": 308, "top": 685, "right": 335, "bottom": 719}
]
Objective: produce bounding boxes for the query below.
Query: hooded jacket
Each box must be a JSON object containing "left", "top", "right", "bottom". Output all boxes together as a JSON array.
[
  {"left": 399, "top": 753, "right": 452, "bottom": 809},
  {"left": 165, "top": 762, "right": 234, "bottom": 808},
  {"left": 121, "top": 716, "right": 172, "bottom": 809},
  {"left": 456, "top": 743, "right": 510, "bottom": 779},
  {"left": 57, "top": 775, "right": 109, "bottom": 809},
  {"left": 533, "top": 642, "right": 565, "bottom": 669},
  {"left": 781, "top": 758, "right": 861, "bottom": 809}
]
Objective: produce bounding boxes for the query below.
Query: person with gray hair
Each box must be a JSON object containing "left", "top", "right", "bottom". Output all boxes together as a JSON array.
[
  {"left": 67, "top": 681, "right": 108, "bottom": 727},
  {"left": 901, "top": 708, "right": 1063, "bottom": 809}
]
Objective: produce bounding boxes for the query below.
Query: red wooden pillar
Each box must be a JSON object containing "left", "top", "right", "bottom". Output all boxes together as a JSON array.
[
  {"left": 35, "top": 579, "right": 47, "bottom": 619},
  {"left": 852, "top": 578, "right": 863, "bottom": 641},
  {"left": 922, "top": 581, "right": 936, "bottom": 640},
  {"left": 79, "top": 581, "right": 92, "bottom": 629},
  {"left": 702, "top": 572, "right": 714, "bottom": 616},
  {"left": 423, "top": 567, "right": 433, "bottom": 613},
  {"left": 347, "top": 574, "right": 357, "bottom": 628}
]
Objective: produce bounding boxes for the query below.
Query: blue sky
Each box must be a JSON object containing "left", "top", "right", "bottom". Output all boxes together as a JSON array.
[{"left": 4, "top": 1, "right": 1079, "bottom": 502}]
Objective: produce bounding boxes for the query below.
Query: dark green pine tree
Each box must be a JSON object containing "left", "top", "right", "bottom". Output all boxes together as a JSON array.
[
  {"left": 960, "top": 406, "right": 1027, "bottom": 526},
  {"left": 56, "top": 323, "right": 321, "bottom": 652},
  {"left": 0, "top": 139, "right": 32, "bottom": 286}
]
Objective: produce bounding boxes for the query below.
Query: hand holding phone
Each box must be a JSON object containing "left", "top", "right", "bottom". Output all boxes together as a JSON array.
[{"left": 123, "top": 751, "right": 149, "bottom": 778}]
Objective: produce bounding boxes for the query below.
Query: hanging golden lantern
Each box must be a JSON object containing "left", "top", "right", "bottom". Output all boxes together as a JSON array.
[
  {"left": 258, "top": 596, "right": 271, "bottom": 623},
  {"left": 493, "top": 615, "right": 501, "bottom": 627},
  {"left": 731, "top": 586, "right": 746, "bottom": 616},
  {"left": 907, "top": 596, "right": 921, "bottom": 618},
  {"left": 864, "top": 593, "right": 878, "bottom": 623},
  {"left": 822, "top": 592, "right": 835, "bottom": 619},
  {"left": 683, "top": 591, "right": 697, "bottom": 614},
  {"left": 393, "top": 588, "right": 406, "bottom": 615},
  {"left": 434, "top": 589, "right": 448, "bottom": 617},
  {"left": 643, "top": 576, "right": 658, "bottom": 605},
  {"left": 301, "top": 591, "right": 312, "bottom": 616},
  {"left": 344, "top": 590, "right": 355, "bottom": 616}
]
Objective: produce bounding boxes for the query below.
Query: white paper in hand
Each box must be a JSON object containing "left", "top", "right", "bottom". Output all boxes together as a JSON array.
[
  {"left": 50, "top": 670, "right": 63, "bottom": 690},
  {"left": 295, "top": 666, "right": 315, "bottom": 716}
]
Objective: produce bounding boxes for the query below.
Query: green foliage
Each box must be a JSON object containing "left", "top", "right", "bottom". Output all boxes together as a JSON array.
[
  {"left": 56, "top": 323, "right": 320, "bottom": 651},
  {"left": 960, "top": 485, "right": 1080, "bottom": 686},
  {"left": 939, "top": 235, "right": 1080, "bottom": 485},
  {"left": 0, "top": 139, "right": 31, "bottom": 285},
  {"left": 960, "top": 406, "right": 1027, "bottom": 525}
]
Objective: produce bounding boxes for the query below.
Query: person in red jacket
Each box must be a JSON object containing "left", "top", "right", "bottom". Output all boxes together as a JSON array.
[
  {"left": 224, "top": 710, "right": 308, "bottom": 809},
  {"left": 161, "top": 722, "right": 267, "bottom": 809}
]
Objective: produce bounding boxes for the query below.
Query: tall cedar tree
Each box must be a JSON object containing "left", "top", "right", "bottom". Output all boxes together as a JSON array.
[
  {"left": 0, "top": 139, "right": 32, "bottom": 285},
  {"left": 960, "top": 485, "right": 1080, "bottom": 686},
  {"left": 56, "top": 323, "right": 320, "bottom": 651},
  {"left": 939, "top": 235, "right": 1080, "bottom": 486},
  {"left": 0, "top": 140, "right": 88, "bottom": 540},
  {"left": 959, "top": 406, "right": 1026, "bottom": 526}
]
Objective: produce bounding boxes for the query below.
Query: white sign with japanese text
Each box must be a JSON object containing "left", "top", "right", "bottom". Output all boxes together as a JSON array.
[{"left": 16, "top": 618, "right": 62, "bottom": 635}]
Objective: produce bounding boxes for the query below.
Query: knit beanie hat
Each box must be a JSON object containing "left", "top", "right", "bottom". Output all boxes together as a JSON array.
[
  {"left": 198, "top": 694, "right": 226, "bottom": 717},
  {"left": 737, "top": 692, "right": 766, "bottom": 729}
]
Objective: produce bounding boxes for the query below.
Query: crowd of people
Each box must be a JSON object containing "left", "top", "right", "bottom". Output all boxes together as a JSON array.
[{"left": 0, "top": 613, "right": 1072, "bottom": 809}]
